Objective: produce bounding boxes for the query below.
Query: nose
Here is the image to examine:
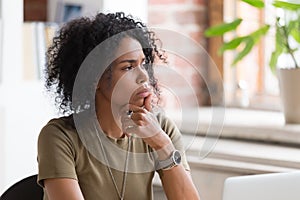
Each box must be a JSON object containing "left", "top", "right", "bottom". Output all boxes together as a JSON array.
[{"left": 136, "top": 65, "right": 148, "bottom": 84}]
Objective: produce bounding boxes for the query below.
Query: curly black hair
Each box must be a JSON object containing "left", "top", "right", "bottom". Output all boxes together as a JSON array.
[{"left": 45, "top": 12, "right": 166, "bottom": 115}]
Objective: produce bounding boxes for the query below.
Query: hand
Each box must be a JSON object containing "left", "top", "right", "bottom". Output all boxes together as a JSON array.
[
  {"left": 121, "top": 94, "right": 162, "bottom": 138},
  {"left": 121, "top": 94, "right": 173, "bottom": 150}
]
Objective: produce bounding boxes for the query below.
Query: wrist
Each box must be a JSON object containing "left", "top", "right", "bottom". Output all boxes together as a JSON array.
[
  {"left": 156, "top": 142, "right": 175, "bottom": 160},
  {"left": 158, "top": 149, "right": 182, "bottom": 170},
  {"left": 143, "top": 130, "right": 172, "bottom": 151}
]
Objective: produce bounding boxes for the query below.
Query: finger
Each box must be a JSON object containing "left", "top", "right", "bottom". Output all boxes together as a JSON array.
[
  {"left": 131, "top": 112, "right": 146, "bottom": 121},
  {"left": 144, "top": 93, "right": 152, "bottom": 112},
  {"left": 134, "top": 120, "right": 145, "bottom": 126},
  {"left": 128, "top": 104, "right": 146, "bottom": 113}
]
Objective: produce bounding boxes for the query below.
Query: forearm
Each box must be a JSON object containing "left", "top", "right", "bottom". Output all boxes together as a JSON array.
[
  {"left": 143, "top": 131, "right": 200, "bottom": 199},
  {"left": 160, "top": 165, "right": 200, "bottom": 200}
]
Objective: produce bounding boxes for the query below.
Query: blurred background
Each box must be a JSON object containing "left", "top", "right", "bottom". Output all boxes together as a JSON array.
[{"left": 1, "top": 1, "right": 300, "bottom": 200}]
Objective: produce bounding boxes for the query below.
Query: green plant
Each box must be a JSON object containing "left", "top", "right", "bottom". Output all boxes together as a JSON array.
[{"left": 205, "top": 0, "right": 300, "bottom": 72}]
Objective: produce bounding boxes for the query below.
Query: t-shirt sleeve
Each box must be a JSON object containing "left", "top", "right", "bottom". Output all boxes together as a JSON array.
[
  {"left": 37, "top": 120, "right": 77, "bottom": 187},
  {"left": 156, "top": 112, "right": 190, "bottom": 175}
]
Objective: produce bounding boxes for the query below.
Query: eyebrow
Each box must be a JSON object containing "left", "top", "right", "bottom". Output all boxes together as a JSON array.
[{"left": 118, "top": 58, "right": 145, "bottom": 64}]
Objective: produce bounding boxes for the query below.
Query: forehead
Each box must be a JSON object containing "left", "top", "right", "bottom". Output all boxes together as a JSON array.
[{"left": 114, "top": 37, "right": 144, "bottom": 59}]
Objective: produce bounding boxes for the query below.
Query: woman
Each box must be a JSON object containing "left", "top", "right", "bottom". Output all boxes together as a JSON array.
[{"left": 38, "top": 12, "right": 200, "bottom": 200}]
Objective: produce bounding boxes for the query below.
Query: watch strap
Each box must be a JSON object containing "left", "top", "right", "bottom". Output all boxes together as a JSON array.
[{"left": 158, "top": 150, "right": 181, "bottom": 170}]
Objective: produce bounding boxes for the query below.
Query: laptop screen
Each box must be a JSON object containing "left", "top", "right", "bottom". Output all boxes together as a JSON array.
[{"left": 222, "top": 171, "right": 300, "bottom": 200}]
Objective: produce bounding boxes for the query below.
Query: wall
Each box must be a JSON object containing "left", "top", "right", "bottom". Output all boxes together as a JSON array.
[
  {"left": 0, "top": 0, "right": 38, "bottom": 193},
  {"left": 148, "top": 0, "right": 210, "bottom": 109},
  {"left": 0, "top": 1, "right": 58, "bottom": 193},
  {"left": 102, "top": 0, "right": 148, "bottom": 22}
]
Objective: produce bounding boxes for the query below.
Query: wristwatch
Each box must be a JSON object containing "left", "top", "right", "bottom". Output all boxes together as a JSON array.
[{"left": 158, "top": 150, "right": 182, "bottom": 170}]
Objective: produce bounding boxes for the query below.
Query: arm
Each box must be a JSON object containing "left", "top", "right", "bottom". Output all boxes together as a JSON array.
[
  {"left": 145, "top": 133, "right": 200, "bottom": 200},
  {"left": 38, "top": 122, "right": 84, "bottom": 200},
  {"left": 124, "top": 96, "right": 200, "bottom": 199},
  {"left": 161, "top": 165, "right": 200, "bottom": 200},
  {"left": 44, "top": 178, "right": 84, "bottom": 200}
]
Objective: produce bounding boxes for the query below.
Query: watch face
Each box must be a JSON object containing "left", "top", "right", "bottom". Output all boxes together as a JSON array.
[{"left": 174, "top": 151, "right": 181, "bottom": 164}]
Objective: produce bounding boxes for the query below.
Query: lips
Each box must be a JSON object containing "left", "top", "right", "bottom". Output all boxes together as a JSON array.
[
  {"left": 136, "top": 88, "right": 151, "bottom": 98},
  {"left": 135, "top": 83, "right": 152, "bottom": 98}
]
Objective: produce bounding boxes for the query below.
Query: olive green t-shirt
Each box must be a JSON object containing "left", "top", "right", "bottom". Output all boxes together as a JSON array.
[{"left": 37, "top": 113, "right": 189, "bottom": 200}]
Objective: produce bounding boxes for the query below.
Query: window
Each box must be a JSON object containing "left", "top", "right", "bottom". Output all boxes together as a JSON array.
[
  {"left": 222, "top": 0, "right": 280, "bottom": 110},
  {"left": 204, "top": 0, "right": 300, "bottom": 147}
]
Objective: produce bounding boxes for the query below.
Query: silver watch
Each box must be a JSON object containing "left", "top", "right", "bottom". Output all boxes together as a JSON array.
[{"left": 158, "top": 150, "right": 182, "bottom": 170}]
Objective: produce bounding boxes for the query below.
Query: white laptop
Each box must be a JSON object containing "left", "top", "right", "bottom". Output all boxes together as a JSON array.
[{"left": 222, "top": 171, "right": 300, "bottom": 200}]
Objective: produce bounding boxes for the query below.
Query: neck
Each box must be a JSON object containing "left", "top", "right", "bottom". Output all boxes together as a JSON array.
[{"left": 96, "top": 95, "right": 124, "bottom": 139}]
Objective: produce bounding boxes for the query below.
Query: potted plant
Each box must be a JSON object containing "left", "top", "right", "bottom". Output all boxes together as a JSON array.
[{"left": 205, "top": 0, "right": 300, "bottom": 123}]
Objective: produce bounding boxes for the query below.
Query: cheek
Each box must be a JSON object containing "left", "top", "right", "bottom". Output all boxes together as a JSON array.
[{"left": 111, "top": 73, "right": 137, "bottom": 105}]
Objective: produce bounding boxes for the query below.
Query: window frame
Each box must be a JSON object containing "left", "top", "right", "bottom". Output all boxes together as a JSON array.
[{"left": 207, "top": 0, "right": 281, "bottom": 111}]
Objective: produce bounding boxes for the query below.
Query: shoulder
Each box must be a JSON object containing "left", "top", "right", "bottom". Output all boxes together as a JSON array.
[
  {"left": 155, "top": 110, "right": 182, "bottom": 141},
  {"left": 41, "top": 115, "right": 75, "bottom": 133},
  {"left": 45, "top": 115, "right": 75, "bottom": 130},
  {"left": 156, "top": 111, "right": 178, "bottom": 130},
  {"left": 38, "top": 115, "right": 78, "bottom": 145}
]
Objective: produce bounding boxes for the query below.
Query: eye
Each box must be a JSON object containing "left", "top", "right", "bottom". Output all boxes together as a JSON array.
[{"left": 122, "top": 65, "right": 134, "bottom": 71}]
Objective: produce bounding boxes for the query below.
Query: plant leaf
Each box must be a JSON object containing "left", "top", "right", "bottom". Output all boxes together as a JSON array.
[
  {"left": 250, "top": 25, "right": 270, "bottom": 43},
  {"left": 241, "top": 0, "right": 265, "bottom": 8},
  {"left": 275, "top": 19, "right": 288, "bottom": 51},
  {"left": 232, "top": 37, "right": 255, "bottom": 66},
  {"left": 269, "top": 49, "right": 282, "bottom": 73},
  {"left": 269, "top": 20, "right": 285, "bottom": 73},
  {"left": 273, "top": 1, "right": 300, "bottom": 11},
  {"left": 204, "top": 18, "right": 242, "bottom": 37},
  {"left": 289, "top": 20, "right": 300, "bottom": 43},
  {"left": 218, "top": 37, "right": 246, "bottom": 55}
]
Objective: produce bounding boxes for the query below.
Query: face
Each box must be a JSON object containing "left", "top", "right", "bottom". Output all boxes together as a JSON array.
[{"left": 97, "top": 37, "right": 151, "bottom": 109}]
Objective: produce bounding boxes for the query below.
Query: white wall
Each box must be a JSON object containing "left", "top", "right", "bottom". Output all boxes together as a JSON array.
[
  {"left": 1, "top": 0, "right": 22, "bottom": 83},
  {"left": 0, "top": 0, "right": 57, "bottom": 194},
  {"left": 102, "top": 0, "right": 148, "bottom": 22},
  {"left": 0, "top": 0, "right": 24, "bottom": 192}
]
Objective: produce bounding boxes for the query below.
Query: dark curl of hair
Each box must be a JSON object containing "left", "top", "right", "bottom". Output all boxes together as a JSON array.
[{"left": 45, "top": 12, "right": 166, "bottom": 115}]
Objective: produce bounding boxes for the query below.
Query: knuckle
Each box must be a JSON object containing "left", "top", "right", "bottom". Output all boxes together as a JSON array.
[{"left": 140, "top": 114, "right": 148, "bottom": 121}]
